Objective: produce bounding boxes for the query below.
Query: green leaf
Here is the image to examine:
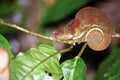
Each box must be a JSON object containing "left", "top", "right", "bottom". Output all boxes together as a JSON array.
[
  {"left": 61, "top": 56, "right": 86, "bottom": 80},
  {"left": 10, "top": 44, "right": 63, "bottom": 80},
  {"left": 42, "top": 0, "right": 88, "bottom": 24},
  {"left": 0, "top": 34, "right": 13, "bottom": 58},
  {"left": 94, "top": 47, "right": 120, "bottom": 80}
]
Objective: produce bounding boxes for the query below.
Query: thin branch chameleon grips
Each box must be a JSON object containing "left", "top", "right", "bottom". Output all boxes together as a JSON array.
[{"left": 0, "top": 19, "right": 70, "bottom": 44}]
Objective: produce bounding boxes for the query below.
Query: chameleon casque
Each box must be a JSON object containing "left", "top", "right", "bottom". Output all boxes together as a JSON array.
[{"left": 53, "top": 7, "right": 112, "bottom": 51}]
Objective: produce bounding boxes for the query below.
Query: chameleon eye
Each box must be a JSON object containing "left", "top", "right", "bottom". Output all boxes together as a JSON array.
[{"left": 64, "top": 27, "right": 71, "bottom": 32}]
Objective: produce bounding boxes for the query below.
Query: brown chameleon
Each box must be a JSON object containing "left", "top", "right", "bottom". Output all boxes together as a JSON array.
[{"left": 53, "top": 7, "right": 112, "bottom": 51}]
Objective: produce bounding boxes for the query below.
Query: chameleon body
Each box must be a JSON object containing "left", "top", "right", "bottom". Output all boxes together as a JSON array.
[{"left": 53, "top": 7, "right": 112, "bottom": 51}]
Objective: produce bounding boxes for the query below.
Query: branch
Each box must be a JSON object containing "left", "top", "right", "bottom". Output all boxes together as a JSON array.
[
  {"left": 112, "top": 34, "right": 120, "bottom": 38},
  {"left": 0, "top": 19, "right": 70, "bottom": 44}
]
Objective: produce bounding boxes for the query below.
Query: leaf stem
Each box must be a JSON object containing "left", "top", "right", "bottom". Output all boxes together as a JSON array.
[
  {"left": 77, "top": 43, "right": 87, "bottom": 57},
  {"left": 0, "top": 18, "right": 70, "bottom": 44},
  {"left": 70, "top": 56, "right": 79, "bottom": 80}
]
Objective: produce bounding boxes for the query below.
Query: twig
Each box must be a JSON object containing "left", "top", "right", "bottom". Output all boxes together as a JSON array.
[
  {"left": 77, "top": 43, "right": 87, "bottom": 57},
  {"left": 112, "top": 34, "right": 120, "bottom": 38},
  {"left": 0, "top": 18, "right": 70, "bottom": 44}
]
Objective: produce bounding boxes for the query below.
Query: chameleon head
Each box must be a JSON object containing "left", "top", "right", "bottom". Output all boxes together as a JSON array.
[{"left": 53, "top": 20, "right": 75, "bottom": 41}]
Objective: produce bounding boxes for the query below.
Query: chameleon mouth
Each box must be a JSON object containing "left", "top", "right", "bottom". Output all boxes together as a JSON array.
[{"left": 55, "top": 34, "right": 73, "bottom": 40}]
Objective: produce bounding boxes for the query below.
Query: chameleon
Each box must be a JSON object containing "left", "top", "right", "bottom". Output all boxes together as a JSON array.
[{"left": 53, "top": 7, "right": 112, "bottom": 51}]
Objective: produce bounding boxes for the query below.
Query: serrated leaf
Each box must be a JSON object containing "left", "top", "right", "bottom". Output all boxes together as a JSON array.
[
  {"left": 94, "top": 47, "right": 120, "bottom": 80},
  {"left": 10, "top": 44, "right": 62, "bottom": 80},
  {"left": 0, "top": 34, "right": 13, "bottom": 58},
  {"left": 61, "top": 56, "right": 86, "bottom": 80},
  {"left": 42, "top": 0, "right": 88, "bottom": 24}
]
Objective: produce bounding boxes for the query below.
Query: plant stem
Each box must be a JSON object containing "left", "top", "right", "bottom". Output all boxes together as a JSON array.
[
  {"left": 40, "top": 45, "right": 73, "bottom": 65},
  {"left": 0, "top": 19, "right": 70, "bottom": 44},
  {"left": 77, "top": 43, "right": 87, "bottom": 57}
]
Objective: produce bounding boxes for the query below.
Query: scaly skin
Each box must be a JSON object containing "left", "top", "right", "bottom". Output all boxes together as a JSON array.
[{"left": 53, "top": 7, "right": 112, "bottom": 51}]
